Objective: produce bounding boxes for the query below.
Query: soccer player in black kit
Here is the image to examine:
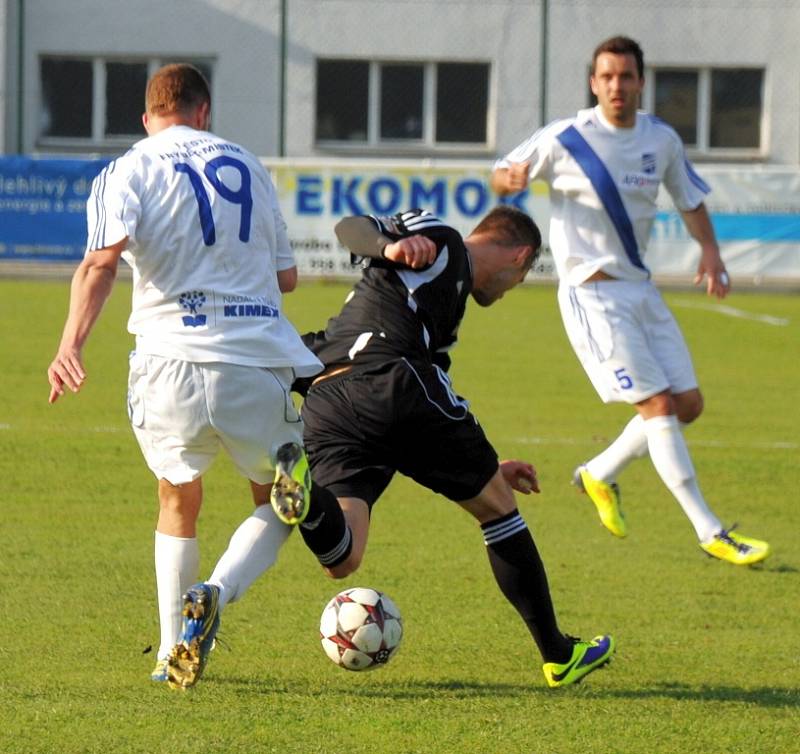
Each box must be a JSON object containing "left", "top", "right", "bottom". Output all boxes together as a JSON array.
[{"left": 271, "top": 205, "right": 615, "bottom": 688}]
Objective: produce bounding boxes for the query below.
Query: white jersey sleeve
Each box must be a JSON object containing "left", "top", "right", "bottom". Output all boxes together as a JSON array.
[
  {"left": 493, "top": 119, "right": 571, "bottom": 182},
  {"left": 85, "top": 154, "right": 141, "bottom": 251},
  {"left": 657, "top": 122, "right": 710, "bottom": 211}
]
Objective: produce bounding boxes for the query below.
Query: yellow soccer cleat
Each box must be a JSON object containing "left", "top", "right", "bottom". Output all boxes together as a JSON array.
[
  {"left": 543, "top": 635, "right": 615, "bottom": 688},
  {"left": 573, "top": 465, "right": 627, "bottom": 538},
  {"left": 270, "top": 442, "right": 312, "bottom": 525},
  {"left": 700, "top": 528, "right": 770, "bottom": 566}
]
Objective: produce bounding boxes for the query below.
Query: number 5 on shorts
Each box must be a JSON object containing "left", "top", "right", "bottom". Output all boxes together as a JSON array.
[{"left": 614, "top": 368, "right": 634, "bottom": 390}]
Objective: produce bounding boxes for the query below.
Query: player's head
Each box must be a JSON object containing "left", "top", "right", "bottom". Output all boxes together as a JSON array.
[
  {"left": 467, "top": 205, "right": 542, "bottom": 306},
  {"left": 143, "top": 63, "right": 211, "bottom": 134},
  {"left": 590, "top": 36, "right": 644, "bottom": 128}
]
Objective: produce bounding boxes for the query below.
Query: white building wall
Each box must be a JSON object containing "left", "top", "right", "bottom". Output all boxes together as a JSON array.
[{"left": 3, "top": 0, "right": 799, "bottom": 164}]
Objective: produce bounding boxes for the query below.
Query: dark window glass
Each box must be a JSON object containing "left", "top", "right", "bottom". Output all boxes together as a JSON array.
[
  {"left": 316, "top": 60, "right": 369, "bottom": 141},
  {"left": 654, "top": 70, "right": 698, "bottom": 145},
  {"left": 436, "top": 63, "right": 489, "bottom": 143},
  {"left": 105, "top": 62, "right": 148, "bottom": 136},
  {"left": 710, "top": 69, "right": 762, "bottom": 148},
  {"left": 380, "top": 64, "right": 423, "bottom": 140},
  {"left": 40, "top": 58, "right": 92, "bottom": 138}
]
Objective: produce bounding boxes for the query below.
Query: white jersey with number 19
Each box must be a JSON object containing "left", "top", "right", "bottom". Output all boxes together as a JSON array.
[{"left": 86, "top": 124, "right": 321, "bottom": 375}]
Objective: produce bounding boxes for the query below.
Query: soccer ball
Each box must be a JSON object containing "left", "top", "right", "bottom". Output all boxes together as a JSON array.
[{"left": 319, "top": 587, "right": 403, "bottom": 671}]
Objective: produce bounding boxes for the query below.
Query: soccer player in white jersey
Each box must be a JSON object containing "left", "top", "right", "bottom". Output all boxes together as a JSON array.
[
  {"left": 47, "top": 64, "right": 322, "bottom": 687},
  {"left": 491, "top": 36, "right": 769, "bottom": 566}
]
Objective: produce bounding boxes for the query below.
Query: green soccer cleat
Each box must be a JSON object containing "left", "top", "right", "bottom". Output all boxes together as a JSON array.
[
  {"left": 573, "top": 465, "right": 627, "bottom": 538},
  {"left": 166, "top": 583, "right": 220, "bottom": 690},
  {"left": 270, "top": 442, "right": 311, "bottom": 525},
  {"left": 543, "top": 635, "right": 615, "bottom": 688},
  {"left": 700, "top": 528, "right": 770, "bottom": 566}
]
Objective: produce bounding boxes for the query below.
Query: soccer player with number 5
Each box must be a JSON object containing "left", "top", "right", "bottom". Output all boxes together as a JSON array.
[
  {"left": 46, "top": 64, "right": 322, "bottom": 686},
  {"left": 492, "top": 36, "right": 769, "bottom": 566}
]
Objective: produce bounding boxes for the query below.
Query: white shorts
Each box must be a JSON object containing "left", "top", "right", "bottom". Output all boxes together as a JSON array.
[
  {"left": 127, "top": 353, "right": 304, "bottom": 485},
  {"left": 557, "top": 280, "right": 698, "bottom": 404}
]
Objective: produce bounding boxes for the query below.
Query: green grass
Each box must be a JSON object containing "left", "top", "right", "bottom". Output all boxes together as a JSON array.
[{"left": 1, "top": 277, "right": 798, "bottom": 753}]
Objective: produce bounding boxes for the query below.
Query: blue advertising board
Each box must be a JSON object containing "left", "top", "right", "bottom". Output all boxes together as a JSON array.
[{"left": 0, "top": 156, "right": 110, "bottom": 262}]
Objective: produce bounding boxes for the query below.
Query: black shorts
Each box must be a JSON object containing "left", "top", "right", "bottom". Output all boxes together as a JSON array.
[{"left": 301, "top": 358, "right": 499, "bottom": 507}]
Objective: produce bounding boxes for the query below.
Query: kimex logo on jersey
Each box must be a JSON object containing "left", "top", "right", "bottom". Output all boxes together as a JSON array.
[
  {"left": 179, "top": 290, "right": 207, "bottom": 327},
  {"left": 222, "top": 294, "right": 279, "bottom": 319},
  {"left": 642, "top": 153, "right": 656, "bottom": 174}
]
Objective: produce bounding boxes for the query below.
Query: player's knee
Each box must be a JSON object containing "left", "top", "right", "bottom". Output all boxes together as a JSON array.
[{"left": 675, "top": 390, "right": 703, "bottom": 424}]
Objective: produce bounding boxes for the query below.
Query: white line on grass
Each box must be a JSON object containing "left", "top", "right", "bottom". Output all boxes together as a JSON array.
[
  {"left": 514, "top": 436, "right": 798, "bottom": 450},
  {"left": 671, "top": 300, "right": 790, "bottom": 326}
]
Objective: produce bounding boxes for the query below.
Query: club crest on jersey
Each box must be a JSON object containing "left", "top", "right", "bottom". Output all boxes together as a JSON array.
[
  {"left": 642, "top": 153, "right": 656, "bottom": 174},
  {"left": 179, "top": 290, "right": 207, "bottom": 327}
]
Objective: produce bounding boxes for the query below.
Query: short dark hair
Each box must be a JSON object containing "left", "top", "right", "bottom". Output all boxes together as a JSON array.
[
  {"left": 146, "top": 63, "right": 211, "bottom": 116},
  {"left": 471, "top": 205, "right": 542, "bottom": 270},
  {"left": 592, "top": 36, "right": 644, "bottom": 79}
]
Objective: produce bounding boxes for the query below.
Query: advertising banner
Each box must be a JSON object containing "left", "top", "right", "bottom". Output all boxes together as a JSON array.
[
  {"left": 0, "top": 156, "right": 110, "bottom": 262},
  {"left": 2, "top": 156, "right": 798, "bottom": 285}
]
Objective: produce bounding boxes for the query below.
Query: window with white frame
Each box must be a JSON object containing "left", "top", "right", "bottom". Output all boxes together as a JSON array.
[
  {"left": 647, "top": 67, "right": 764, "bottom": 155},
  {"left": 315, "top": 59, "right": 490, "bottom": 150},
  {"left": 39, "top": 57, "right": 213, "bottom": 146}
]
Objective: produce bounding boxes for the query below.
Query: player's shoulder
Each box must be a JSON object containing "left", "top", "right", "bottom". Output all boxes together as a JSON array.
[
  {"left": 375, "top": 209, "right": 451, "bottom": 237},
  {"left": 638, "top": 111, "right": 684, "bottom": 148}
]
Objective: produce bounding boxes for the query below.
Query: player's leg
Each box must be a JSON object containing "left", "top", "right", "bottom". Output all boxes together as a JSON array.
[
  {"left": 166, "top": 364, "right": 299, "bottom": 688},
  {"left": 321, "top": 496, "right": 371, "bottom": 579},
  {"left": 397, "top": 359, "right": 614, "bottom": 687},
  {"left": 637, "top": 391, "right": 769, "bottom": 564},
  {"left": 459, "top": 469, "right": 615, "bottom": 687},
  {"left": 557, "top": 282, "right": 642, "bottom": 536},
  {"left": 128, "top": 354, "right": 218, "bottom": 682},
  {"left": 272, "top": 373, "right": 395, "bottom": 573},
  {"left": 153, "top": 477, "right": 202, "bottom": 680}
]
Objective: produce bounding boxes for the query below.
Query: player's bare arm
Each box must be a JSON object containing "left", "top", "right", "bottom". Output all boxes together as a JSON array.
[
  {"left": 47, "top": 240, "right": 126, "bottom": 403},
  {"left": 277, "top": 266, "right": 298, "bottom": 293},
  {"left": 681, "top": 203, "right": 730, "bottom": 300},
  {"left": 334, "top": 216, "right": 437, "bottom": 268},
  {"left": 491, "top": 161, "right": 532, "bottom": 196}
]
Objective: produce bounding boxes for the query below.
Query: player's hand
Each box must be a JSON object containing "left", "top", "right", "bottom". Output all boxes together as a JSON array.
[
  {"left": 505, "top": 161, "right": 532, "bottom": 193},
  {"left": 500, "top": 459, "right": 540, "bottom": 494},
  {"left": 694, "top": 247, "right": 731, "bottom": 300},
  {"left": 383, "top": 235, "right": 438, "bottom": 269},
  {"left": 47, "top": 347, "right": 86, "bottom": 403}
]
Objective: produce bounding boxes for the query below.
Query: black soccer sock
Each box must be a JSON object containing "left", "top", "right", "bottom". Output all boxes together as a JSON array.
[
  {"left": 481, "top": 510, "right": 572, "bottom": 663},
  {"left": 300, "top": 481, "right": 352, "bottom": 568}
]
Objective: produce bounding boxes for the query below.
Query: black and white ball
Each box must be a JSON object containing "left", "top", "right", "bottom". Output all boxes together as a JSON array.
[{"left": 319, "top": 587, "right": 403, "bottom": 671}]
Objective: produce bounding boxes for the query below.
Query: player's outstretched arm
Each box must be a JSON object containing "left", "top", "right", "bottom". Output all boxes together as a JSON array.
[
  {"left": 47, "top": 241, "right": 125, "bottom": 403},
  {"left": 681, "top": 203, "right": 730, "bottom": 300}
]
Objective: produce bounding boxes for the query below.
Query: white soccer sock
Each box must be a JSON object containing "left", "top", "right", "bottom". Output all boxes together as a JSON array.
[
  {"left": 585, "top": 414, "right": 648, "bottom": 482},
  {"left": 154, "top": 531, "right": 200, "bottom": 660},
  {"left": 208, "top": 504, "right": 292, "bottom": 611},
  {"left": 643, "top": 415, "right": 722, "bottom": 542}
]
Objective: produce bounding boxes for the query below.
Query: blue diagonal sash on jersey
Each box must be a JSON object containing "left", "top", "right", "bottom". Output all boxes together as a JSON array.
[{"left": 557, "top": 125, "right": 647, "bottom": 272}]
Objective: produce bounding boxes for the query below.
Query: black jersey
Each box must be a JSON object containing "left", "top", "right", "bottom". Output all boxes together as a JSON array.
[{"left": 306, "top": 209, "right": 473, "bottom": 375}]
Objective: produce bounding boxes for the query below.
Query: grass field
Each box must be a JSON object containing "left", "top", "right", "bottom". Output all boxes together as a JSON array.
[{"left": 1, "top": 276, "right": 798, "bottom": 754}]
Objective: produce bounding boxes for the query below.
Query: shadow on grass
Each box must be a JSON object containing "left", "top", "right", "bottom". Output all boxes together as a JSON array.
[{"left": 213, "top": 676, "right": 798, "bottom": 708}]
